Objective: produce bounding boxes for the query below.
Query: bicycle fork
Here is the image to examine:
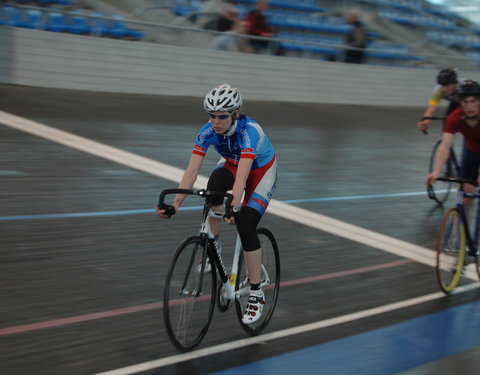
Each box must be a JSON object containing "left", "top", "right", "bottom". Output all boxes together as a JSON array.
[{"left": 458, "top": 192, "right": 479, "bottom": 257}]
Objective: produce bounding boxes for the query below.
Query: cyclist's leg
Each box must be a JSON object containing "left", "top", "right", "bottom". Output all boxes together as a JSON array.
[
  {"left": 237, "top": 157, "right": 277, "bottom": 324},
  {"left": 236, "top": 207, "right": 263, "bottom": 284},
  {"left": 236, "top": 208, "right": 265, "bottom": 324},
  {"left": 459, "top": 149, "right": 480, "bottom": 220},
  {"left": 240, "top": 157, "right": 277, "bottom": 283},
  {"left": 206, "top": 164, "right": 234, "bottom": 236}
]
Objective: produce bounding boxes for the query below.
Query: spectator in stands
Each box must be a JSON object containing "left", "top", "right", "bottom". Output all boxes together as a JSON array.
[
  {"left": 246, "top": 0, "right": 274, "bottom": 53},
  {"left": 417, "top": 68, "right": 464, "bottom": 133},
  {"left": 203, "top": 1, "right": 239, "bottom": 32},
  {"left": 343, "top": 8, "right": 367, "bottom": 64},
  {"left": 210, "top": 19, "right": 254, "bottom": 53}
]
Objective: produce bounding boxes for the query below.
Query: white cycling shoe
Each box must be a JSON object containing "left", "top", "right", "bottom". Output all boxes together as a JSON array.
[{"left": 242, "top": 289, "right": 265, "bottom": 324}]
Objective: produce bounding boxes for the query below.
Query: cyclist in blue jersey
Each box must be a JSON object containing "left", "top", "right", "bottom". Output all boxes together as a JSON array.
[{"left": 157, "top": 83, "right": 277, "bottom": 324}]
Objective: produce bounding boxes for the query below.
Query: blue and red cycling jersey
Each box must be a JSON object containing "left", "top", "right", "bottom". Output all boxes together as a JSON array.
[{"left": 192, "top": 114, "right": 275, "bottom": 169}]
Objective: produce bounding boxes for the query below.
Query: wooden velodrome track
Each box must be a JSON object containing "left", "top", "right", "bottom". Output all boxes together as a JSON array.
[{"left": 1, "top": 85, "right": 479, "bottom": 375}]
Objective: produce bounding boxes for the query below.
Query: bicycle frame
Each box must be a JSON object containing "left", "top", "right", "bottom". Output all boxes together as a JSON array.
[
  {"left": 453, "top": 187, "right": 480, "bottom": 256},
  {"left": 161, "top": 187, "right": 280, "bottom": 351},
  {"left": 159, "top": 188, "right": 251, "bottom": 302},
  {"left": 201, "top": 207, "right": 250, "bottom": 301}
]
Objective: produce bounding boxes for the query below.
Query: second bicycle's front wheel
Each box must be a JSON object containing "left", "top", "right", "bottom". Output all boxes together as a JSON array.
[
  {"left": 163, "top": 236, "right": 217, "bottom": 351},
  {"left": 235, "top": 227, "right": 280, "bottom": 336},
  {"left": 436, "top": 208, "right": 466, "bottom": 294},
  {"left": 428, "top": 140, "right": 457, "bottom": 204}
]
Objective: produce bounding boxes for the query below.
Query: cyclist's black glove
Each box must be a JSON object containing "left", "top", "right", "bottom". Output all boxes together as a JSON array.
[
  {"left": 158, "top": 204, "right": 176, "bottom": 218},
  {"left": 224, "top": 205, "right": 237, "bottom": 220}
]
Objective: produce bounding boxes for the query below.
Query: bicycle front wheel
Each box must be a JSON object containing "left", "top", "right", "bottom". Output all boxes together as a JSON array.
[
  {"left": 428, "top": 140, "right": 456, "bottom": 204},
  {"left": 436, "top": 208, "right": 466, "bottom": 294},
  {"left": 475, "top": 253, "right": 480, "bottom": 281},
  {"left": 235, "top": 227, "right": 280, "bottom": 336},
  {"left": 163, "top": 236, "right": 217, "bottom": 351}
]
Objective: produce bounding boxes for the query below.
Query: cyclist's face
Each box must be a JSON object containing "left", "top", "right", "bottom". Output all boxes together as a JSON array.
[
  {"left": 460, "top": 97, "right": 480, "bottom": 118},
  {"left": 208, "top": 112, "right": 234, "bottom": 134}
]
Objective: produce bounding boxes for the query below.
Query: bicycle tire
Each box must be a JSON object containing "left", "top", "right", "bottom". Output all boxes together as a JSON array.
[
  {"left": 428, "top": 140, "right": 457, "bottom": 204},
  {"left": 436, "top": 208, "right": 466, "bottom": 294},
  {"left": 475, "top": 254, "right": 480, "bottom": 281},
  {"left": 163, "top": 236, "right": 217, "bottom": 351},
  {"left": 235, "top": 227, "right": 280, "bottom": 336}
]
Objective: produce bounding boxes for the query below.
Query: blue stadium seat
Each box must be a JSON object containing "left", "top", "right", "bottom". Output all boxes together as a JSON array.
[
  {"left": 37, "top": 0, "right": 73, "bottom": 5},
  {"left": 23, "top": 9, "right": 43, "bottom": 29},
  {"left": 90, "top": 11, "right": 111, "bottom": 37},
  {"left": 173, "top": 0, "right": 202, "bottom": 16},
  {"left": 109, "top": 14, "right": 145, "bottom": 39},
  {"left": 2, "top": 6, "right": 25, "bottom": 27},
  {"left": 231, "top": 0, "right": 326, "bottom": 12},
  {"left": 69, "top": 10, "right": 91, "bottom": 34},
  {"left": 44, "top": 12, "right": 70, "bottom": 32}
]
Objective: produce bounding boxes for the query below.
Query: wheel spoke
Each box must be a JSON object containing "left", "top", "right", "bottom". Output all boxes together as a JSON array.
[{"left": 164, "top": 237, "right": 216, "bottom": 351}]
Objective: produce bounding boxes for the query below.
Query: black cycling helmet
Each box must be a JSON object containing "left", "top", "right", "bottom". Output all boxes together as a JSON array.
[
  {"left": 457, "top": 80, "right": 480, "bottom": 98},
  {"left": 437, "top": 68, "right": 457, "bottom": 85}
]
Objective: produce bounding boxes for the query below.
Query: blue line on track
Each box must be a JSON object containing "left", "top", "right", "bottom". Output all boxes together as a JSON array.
[
  {"left": 0, "top": 191, "right": 431, "bottom": 222},
  {"left": 208, "top": 300, "right": 480, "bottom": 375}
]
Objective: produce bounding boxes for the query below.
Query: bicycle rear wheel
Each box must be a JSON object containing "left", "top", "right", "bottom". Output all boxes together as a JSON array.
[
  {"left": 163, "top": 236, "right": 216, "bottom": 351},
  {"left": 436, "top": 208, "right": 466, "bottom": 294},
  {"left": 235, "top": 227, "right": 280, "bottom": 336},
  {"left": 428, "top": 140, "right": 458, "bottom": 204}
]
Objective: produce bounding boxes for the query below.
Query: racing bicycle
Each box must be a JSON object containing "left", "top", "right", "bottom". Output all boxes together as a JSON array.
[
  {"left": 422, "top": 116, "right": 461, "bottom": 204},
  {"left": 158, "top": 188, "right": 280, "bottom": 351},
  {"left": 434, "top": 177, "right": 480, "bottom": 294}
]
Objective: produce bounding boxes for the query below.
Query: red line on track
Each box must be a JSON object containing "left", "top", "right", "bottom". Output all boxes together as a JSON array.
[{"left": 0, "top": 259, "right": 413, "bottom": 336}]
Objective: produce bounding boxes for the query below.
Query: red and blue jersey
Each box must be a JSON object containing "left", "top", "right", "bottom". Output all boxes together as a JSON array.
[
  {"left": 192, "top": 114, "right": 275, "bottom": 169},
  {"left": 444, "top": 106, "right": 480, "bottom": 153}
]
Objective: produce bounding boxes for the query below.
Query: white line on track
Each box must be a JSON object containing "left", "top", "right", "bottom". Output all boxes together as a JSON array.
[
  {"left": 91, "top": 283, "right": 479, "bottom": 375},
  {"left": 1, "top": 110, "right": 478, "bottom": 374},
  {"left": 0, "top": 110, "right": 476, "bottom": 279}
]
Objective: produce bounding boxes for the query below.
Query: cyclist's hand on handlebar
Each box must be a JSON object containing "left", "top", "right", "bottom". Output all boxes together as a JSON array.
[
  {"left": 417, "top": 119, "right": 430, "bottom": 133},
  {"left": 425, "top": 171, "right": 439, "bottom": 186},
  {"left": 223, "top": 205, "right": 236, "bottom": 225},
  {"left": 156, "top": 204, "right": 176, "bottom": 219}
]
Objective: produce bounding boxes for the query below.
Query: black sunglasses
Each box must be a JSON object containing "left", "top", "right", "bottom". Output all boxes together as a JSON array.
[{"left": 208, "top": 113, "right": 231, "bottom": 120}]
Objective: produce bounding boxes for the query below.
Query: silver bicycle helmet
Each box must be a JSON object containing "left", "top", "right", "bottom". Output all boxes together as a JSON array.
[{"left": 204, "top": 83, "right": 242, "bottom": 112}]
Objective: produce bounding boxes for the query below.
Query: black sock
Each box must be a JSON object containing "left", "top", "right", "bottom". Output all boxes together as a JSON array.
[{"left": 250, "top": 283, "right": 260, "bottom": 290}]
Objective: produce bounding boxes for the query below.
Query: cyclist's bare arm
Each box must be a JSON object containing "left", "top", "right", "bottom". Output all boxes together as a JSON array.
[
  {"left": 224, "top": 157, "right": 253, "bottom": 224},
  {"left": 425, "top": 132, "right": 454, "bottom": 185},
  {"left": 156, "top": 154, "right": 203, "bottom": 218}
]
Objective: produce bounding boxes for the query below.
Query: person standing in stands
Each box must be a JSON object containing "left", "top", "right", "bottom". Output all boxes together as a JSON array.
[
  {"left": 246, "top": 0, "right": 274, "bottom": 53},
  {"left": 343, "top": 8, "right": 367, "bottom": 64},
  {"left": 210, "top": 19, "right": 254, "bottom": 53},
  {"left": 203, "top": 1, "right": 239, "bottom": 32}
]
